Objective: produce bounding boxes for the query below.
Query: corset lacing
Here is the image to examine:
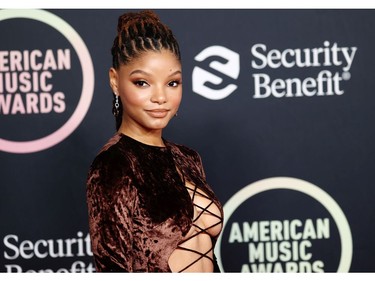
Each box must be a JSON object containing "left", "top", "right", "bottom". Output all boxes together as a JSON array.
[{"left": 175, "top": 184, "right": 223, "bottom": 272}]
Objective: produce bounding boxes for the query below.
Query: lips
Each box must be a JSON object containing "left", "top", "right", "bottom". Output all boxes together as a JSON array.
[{"left": 145, "top": 109, "right": 170, "bottom": 118}]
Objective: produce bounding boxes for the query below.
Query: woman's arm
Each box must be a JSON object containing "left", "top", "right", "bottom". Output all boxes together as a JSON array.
[{"left": 86, "top": 155, "right": 136, "bottom": 272}]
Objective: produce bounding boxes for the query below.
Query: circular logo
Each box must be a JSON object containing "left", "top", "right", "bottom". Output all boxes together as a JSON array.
[
  {"left": 216, "top": 177, "right": 353, "bottom": 272},
  {"left": 192, "top": 45, "right": 240, "bottom": 100},
  {"left": 0, "top": 9, "right": 94, "bottom": 153}
]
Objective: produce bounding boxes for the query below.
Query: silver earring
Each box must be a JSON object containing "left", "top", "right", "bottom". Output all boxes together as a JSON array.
[
  {"left": 113, "top": 95, "right": 120, "bottom": 117},
  {"left": 175, "top": 111, "right": 178, "bottom": 117}
]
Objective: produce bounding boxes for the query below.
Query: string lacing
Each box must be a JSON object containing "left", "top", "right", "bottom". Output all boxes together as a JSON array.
[{"left": 175, "top": 185, "right": 223, "bottom": 272}]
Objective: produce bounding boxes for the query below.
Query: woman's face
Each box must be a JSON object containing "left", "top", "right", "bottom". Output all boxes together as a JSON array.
[{"left": 110, "top": 50, "right": 182, "bottom": 136}]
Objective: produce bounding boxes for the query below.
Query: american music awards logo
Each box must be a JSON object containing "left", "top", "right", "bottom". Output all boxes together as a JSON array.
[
  {"left": 215, "top": 177, "right": 353, "bottom": 272},
  {"left": 0, "top": 9, "right": 94, "bottom": 154}
]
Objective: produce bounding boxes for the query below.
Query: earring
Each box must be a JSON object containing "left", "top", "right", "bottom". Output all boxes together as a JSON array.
[
  {"left": 113, "top": 95, "right": 120, "bottom": 117},
  {"left": 174, "top": 112, "right": 178, "bottom": 117}
]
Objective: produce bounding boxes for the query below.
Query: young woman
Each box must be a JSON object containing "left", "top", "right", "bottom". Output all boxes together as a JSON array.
[{"left": 86, "top": 10, "right": 223, "bottom": 272}]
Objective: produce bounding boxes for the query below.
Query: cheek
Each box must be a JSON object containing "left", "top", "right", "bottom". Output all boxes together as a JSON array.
[
  {"left": 120, "top": 88, "right": 146, "bottom": 107},
  {"left": 170, "top": 91, "right": 182, "bottom": 107},
  {"left": 123, "top": 95, "right": 143, "bottom": 107}
]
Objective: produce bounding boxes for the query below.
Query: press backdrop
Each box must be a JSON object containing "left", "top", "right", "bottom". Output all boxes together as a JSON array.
[{"left": 1, "top": 9, "right": 374, "bottom": 272}]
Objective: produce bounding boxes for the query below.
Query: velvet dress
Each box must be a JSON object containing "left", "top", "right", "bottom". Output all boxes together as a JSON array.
[{"left": 86, "top": 133, "right": 223, "bottom": 272}]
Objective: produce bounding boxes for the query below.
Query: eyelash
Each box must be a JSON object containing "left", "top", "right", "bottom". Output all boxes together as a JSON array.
[
  {"left": 133, "top": 80, "right": 182, "bottom": 87},
  {"left": 168, "top": 80, "right": 182, "bottom": 87},
  {"left": 134, "top": 80, "right": 148, "bottom": 87}
]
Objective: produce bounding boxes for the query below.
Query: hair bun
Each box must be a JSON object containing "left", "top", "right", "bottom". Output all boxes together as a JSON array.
[{"left": 117, "top": 10, "right": 161, "bottom": 33}]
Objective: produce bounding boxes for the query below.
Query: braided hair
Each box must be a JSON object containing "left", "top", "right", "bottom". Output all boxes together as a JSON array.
[{"left": 111, "top": 10, "right": 181, "bottom": 130}]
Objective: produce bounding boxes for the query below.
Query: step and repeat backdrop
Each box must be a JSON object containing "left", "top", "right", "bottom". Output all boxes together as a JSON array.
[{"left": 1, "top": 9, "right": 374, "bottom": 273}]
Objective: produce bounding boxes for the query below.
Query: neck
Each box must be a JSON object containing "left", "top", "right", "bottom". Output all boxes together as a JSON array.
[{"left": 118, "top": 126, "right": 165, "bottom": 147}]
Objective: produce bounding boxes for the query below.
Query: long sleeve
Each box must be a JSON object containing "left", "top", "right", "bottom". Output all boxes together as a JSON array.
[{"left": 86, "top": 151, "right": 137, "bottom": 272}]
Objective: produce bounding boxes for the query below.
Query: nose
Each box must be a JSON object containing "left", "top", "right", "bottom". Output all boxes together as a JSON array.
[{"left": 151, "top": 86, "right": 167, "bottom": 104}]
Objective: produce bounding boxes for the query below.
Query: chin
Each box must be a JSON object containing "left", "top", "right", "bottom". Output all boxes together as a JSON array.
[
  {"left": 147, "top": 122, "right": 170, "bottom": 130},
  {"left": 149, "top": 118, "right": 172, "bottom": 128}
]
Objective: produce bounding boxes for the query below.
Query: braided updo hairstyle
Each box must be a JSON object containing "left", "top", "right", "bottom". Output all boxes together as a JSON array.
[{"left": 111, "top": 10, "right": 181, "bottom": 131}]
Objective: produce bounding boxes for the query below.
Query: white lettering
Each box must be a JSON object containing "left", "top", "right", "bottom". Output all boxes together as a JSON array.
[
  {"left": 0, "top": 71, "right": 53, "bottom": 94},
  {"left": 34, "top": 240, "right": 48, "bottom": 258},
  {"left": 244, "top": 260, "right": 325, "bottom": 273},
  {"left": 0, "top": 49, "right": 71, "bottom": 72},
  {"left": 253, "top": 71, "right": 345, "bottom": 98},
  {"left": 251, "top": 44, "right": 268, "bottom": 69},
  {"left": 3, "top": 235, "right": 19, "bottom": 260},
  {"left": 0, "top": 92, "right": 66, "bottom": 115},
  {"left": 228, "top": 222, "right": 243, "bottom": 243},
  {"left": 2, "top": 232, "right": 92, "bottom": 260},
  {"left": 229, "top": 218, "right": 331, "bottom": 243},
  {"left": 251, "top": 42, "right": 357, "bottom": 72},
  {"left": 4, "top": 264, "right": 22, "bottom": 272},
  {"left": 249, "top": 242, "right": 264, "bottom": 263},
  {"left": 4, "top": 261, "right": 96, "bottom": 273},
  {"left": 19, "top": 240, "right": 34, "bottom": 259}
]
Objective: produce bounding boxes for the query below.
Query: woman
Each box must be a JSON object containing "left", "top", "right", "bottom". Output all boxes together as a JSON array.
[{"left": 86, "top": 10, "right": 223, "bottom": 272}]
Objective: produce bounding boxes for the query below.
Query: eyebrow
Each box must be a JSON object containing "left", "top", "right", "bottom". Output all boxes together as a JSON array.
[{"left": 129, "top": 69, "right": 182, "bottom": 77}]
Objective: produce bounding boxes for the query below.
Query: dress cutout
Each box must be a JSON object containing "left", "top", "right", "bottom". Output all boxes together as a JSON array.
[{"left": 172, "top": 184, "right": 223, "bottom": 272}]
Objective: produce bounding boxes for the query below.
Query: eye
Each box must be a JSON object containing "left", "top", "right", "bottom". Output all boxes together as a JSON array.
[
  {"left": 168, "top": 80, "right": 182, "bottom": 87},
  {"left": 133, "top": 80, "right": 149, "bottom": 87}
]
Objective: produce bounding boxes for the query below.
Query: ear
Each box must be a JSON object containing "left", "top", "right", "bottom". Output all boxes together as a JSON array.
[{"left": 109, "top": 67, "right": 119, "bottom": 94}]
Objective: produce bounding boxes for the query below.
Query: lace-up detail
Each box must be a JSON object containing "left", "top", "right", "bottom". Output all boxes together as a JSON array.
[
  {"left": 169, "top": 182, "right": 223, "bottom": 272},
  {"left": 88, "top": 134, "right": 223, "bottom": 272}
]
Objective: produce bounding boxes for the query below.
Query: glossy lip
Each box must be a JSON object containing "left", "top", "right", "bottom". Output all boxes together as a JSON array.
[{"left": 145, "top": 109, "right": 170, "bottom": 118}]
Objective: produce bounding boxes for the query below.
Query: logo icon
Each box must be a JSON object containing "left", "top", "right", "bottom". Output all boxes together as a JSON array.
[
  {"left": 192, "top": 45, "right": 240, "bottom": 100},
  {"left": 0, "top": 9, "right": 94, "bottom": 154},
  {"left": 216, "top": 177, "right": 353, "bottom": 272}
]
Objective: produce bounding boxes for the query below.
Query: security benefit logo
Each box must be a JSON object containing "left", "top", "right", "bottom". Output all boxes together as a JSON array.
[
  {"left": 0, "top": 10, "right": 94, "bottom": 153},
  {"left": 251, "top": 42, "right": 357, "bottom": 98},
  {"left": 192, "top": 46, "right": 240, "bottom": 100},
  {"left": 216, "top": 177, "right": 353, "bottom": 272},
  {"left": 192, "top": 42, "right": 357, "bottom": 100},
  {"left": 3, "top": 231, "right": 94, "bottom": 272}
]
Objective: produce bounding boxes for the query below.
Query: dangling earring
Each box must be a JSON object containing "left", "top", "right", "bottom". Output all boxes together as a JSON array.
[{"left": 113, "top": 94, "right": 120, "bottom": 117}]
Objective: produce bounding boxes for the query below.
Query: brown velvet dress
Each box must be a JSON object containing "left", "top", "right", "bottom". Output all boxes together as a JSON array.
[{"left": 86, "top": 133, "right": 223, "bottom": 272}]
